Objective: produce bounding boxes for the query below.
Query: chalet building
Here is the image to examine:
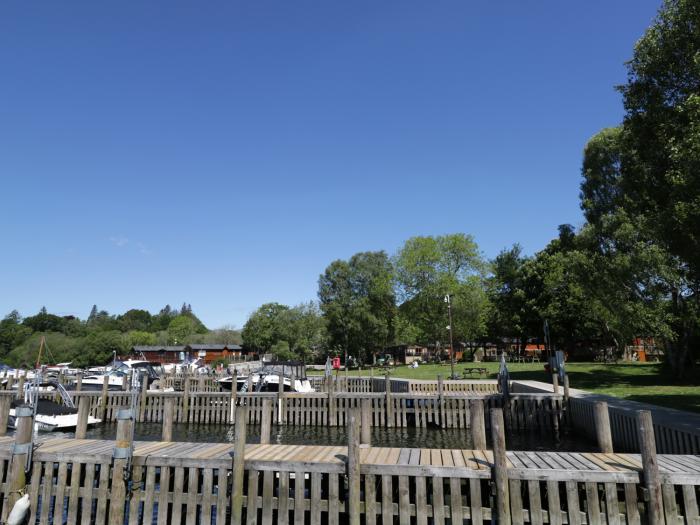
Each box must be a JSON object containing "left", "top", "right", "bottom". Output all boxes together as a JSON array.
[
  {"left": 383, "top": 345, "right": 430, "bottom": 365},
  {"left": 129, "top": 343, "right": 249, "bottom": 365},
  {"left": 130, "top": 345, "right": 187, "bottom": 364},
  {"left": 187, "top": 344, "right": 246, "bottom": 365}
]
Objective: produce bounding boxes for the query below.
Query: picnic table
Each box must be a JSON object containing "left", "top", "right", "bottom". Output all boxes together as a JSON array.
[{"left": 462, "top": 367, "right": 487, "bottom": 378}]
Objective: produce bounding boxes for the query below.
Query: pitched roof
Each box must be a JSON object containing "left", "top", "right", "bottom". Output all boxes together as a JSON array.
[
  {"left": 188, "top": 344, "right": 242, "bottom": 351},
  {"left": 132, "top": 345, "right": 187, "bottom": 352}
]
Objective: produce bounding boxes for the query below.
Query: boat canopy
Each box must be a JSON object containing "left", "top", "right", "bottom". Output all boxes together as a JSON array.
[{"left": 259, "top": 361, "right": 306, "bottom": 379}]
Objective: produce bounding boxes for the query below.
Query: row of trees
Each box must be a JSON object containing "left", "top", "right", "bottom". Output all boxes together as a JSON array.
[
  {"left": 243, "top": 0, "right": 699, "bottom": 377},
  {"left": 0, "top": 304, "right": 241, "bottom": 368}
]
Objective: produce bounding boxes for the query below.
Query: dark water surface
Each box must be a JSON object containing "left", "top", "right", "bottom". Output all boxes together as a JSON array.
[{"left": 48, "top": 422, "right": 595, "bottom": 452}]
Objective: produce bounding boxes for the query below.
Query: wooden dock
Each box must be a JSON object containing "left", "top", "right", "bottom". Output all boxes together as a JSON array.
[
  {"left": 0, "top": 435, "right": 698, "bottom": 524},
  {"left": 52, "top": 390, "right": 565, "bottom": 432}
]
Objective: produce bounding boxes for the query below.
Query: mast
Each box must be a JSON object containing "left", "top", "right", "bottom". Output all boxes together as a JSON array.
[{"left": 35, "top": 336, "right": 45, "bottom": 370}]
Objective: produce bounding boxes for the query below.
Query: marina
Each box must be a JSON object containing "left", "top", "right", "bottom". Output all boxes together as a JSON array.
[{"left": 0, "top": 371, "right": 696, "bottom": 523}]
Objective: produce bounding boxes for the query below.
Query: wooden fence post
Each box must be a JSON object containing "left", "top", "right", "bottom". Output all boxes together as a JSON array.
[
  {"left": 638, "top": 410, "right": 663, "bottom": 523},
  {"left": 75, "top": 372, "right": 83, "bottom": 392},
  {"left": 563, "top": 374, "right": 570, "bottom": 401},
  {"left": 385, "top": 374, "right": 393, "bottom": 428},
  {"left": 7, "top": 405, "right": 32, "bottom": 510},
  {"left": 0, "top": 394, "right": 10, "bottom": 436},
  {"left": 347, "top": 407, "right": 361, "bottom": 525},
  {"left": 229, "top": 371, "right": 238, "bottom": 423},
  {"left": 100, "top": 375, "right": 109, "bottom": 421},
  {"left": 6, "top": 376, "right": 14, "bottom": 392},
  {"left": 552, "top": 373, "right": 559, "bottom": 395},
  {"left": 109, "top": 408, "right": 134, "bottom": 525},
  {"left": 470, "top": 399, "right": 487, "bottom": 450},
  {"left": 328, "top": 377, "right": 337, "bottom": 427},
  {"left": 278, "top": 373, "right": 285, "bottom": 424},
  {"left": 181, "top": 376, "right": 191, "bottom": 424},
  {"left": 75, "top": 396, "right": 91, "bottom": 439},
  {"left": 260, "top": 398, "right": 272, "bottom": 445},
  {"left": 138, "top": 372, "right": 148, "bottom": 423},
  {"left": 491, "top": 407, "right": 510, "bottom": 524},
  {"left": 16, "top": 375, "right": 25, "bottom": 399},
  {"left": 437, "top": 374, "right": 445, "bottom": 428},
  {"left": 593, "top": 401, "right": 613, "bottom": 453},
  {"left": 360, "top": 398, "right": 372, "bottom": 445},
  {"left": 231, "top": 405, "right": 248, "bottom": 525},
  {"left": 162, "top": 396, "right": 175, "bottom": 441}
]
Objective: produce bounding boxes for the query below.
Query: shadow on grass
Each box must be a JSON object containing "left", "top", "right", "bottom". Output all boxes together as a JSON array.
[{"left": 622, "top": 394, "right": 700, "bottom": 414}]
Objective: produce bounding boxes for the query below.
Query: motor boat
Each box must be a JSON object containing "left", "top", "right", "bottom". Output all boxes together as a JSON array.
[
  {"left": 9, "top": 380, "right": 102, "bottom": 432},
  {"left": 162, "top": 357, "right": 207, "bottom": 375},
  {"left": 218, "top": 361, "right": 314, "bottom": 393},
  {"left": 81, "top": 360, "right": 159, "bottom": 391}
]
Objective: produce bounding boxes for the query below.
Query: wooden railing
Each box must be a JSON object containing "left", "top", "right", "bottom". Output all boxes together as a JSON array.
[
  {"left": 62, "top": 390, "right": 565, "bottom": 431},
  {"left": 512, "top": 379, "right": 700, "bottom": 455},
  {"left": 0, "top": 407, "right": 697, "bottom": 524}
]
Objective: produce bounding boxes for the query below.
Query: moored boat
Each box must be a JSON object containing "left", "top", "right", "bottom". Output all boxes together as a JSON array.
[{"left": 217, "top": 361, "right": 314, "bottom": 393}]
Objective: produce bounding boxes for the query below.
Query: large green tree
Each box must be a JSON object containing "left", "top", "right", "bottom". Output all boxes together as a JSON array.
[
  {"left": 318, "top": 251, "right": 395, "bottom": 364},
  {"left": 241, "top": 303, "right": 291, "bottom": 356},
  {"left": 615, "top": 0, "right": 700, "bottom": 374},
  {"left": 486, "top": 245, "right": 531, "bottom": 350},
  {"left": 394, "top": 234, "right": 489, "bottom": 349}
]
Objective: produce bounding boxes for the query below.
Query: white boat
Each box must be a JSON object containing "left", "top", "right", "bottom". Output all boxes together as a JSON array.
[
  {"left": 81, "top": 360, "right": 159, "bottom": 391},
  {"left": 218, "top": 361, "right": 314, "bottom": 393},
  {"left": 9, "top": 380, "right": 101, "bottom": 432},
  {"left": 162, "top": 358, "right": 207, "bottom": 375}
]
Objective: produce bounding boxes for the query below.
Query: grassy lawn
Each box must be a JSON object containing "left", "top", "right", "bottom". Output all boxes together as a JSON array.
[{"left": 312, "top": 362, "right": 700, "bottom": 414}]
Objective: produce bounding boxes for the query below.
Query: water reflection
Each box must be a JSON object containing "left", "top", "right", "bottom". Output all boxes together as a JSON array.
[{"left": 51, "top": 422, "right": 595, "bottom": 452}]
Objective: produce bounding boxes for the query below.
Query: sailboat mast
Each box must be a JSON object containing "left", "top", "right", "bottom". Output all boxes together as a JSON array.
[{"left": 35, "top": 336, "right": 45, "bottom": 370}]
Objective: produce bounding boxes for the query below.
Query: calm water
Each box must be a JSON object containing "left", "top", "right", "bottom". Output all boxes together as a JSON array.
[{"left": 46, "top": 422, "right": 595, "bottom": 452}]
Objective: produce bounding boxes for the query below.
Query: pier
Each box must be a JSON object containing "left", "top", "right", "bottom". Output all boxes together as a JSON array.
[
  {"left": 0, "top": 410, "right": 698, "bottom": 523},
  {"left": 0, "top": 374, "right": 698, "bottom": 523}
]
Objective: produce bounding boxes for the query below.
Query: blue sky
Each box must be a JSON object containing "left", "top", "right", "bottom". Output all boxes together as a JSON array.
[{"left": 0, "top": 1, "right": 661, "bottom": 328}]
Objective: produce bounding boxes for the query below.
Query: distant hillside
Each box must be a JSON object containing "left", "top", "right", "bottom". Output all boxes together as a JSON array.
[{"left": 0, "top": 304, "right": 240, "bottom": 368}]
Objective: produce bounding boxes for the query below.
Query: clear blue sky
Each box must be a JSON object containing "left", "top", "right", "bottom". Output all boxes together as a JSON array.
[{"left": 0, "top": 1, "right": 661, "bottom": 328}]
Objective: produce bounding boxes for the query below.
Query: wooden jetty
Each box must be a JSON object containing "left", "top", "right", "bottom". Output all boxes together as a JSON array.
[
  {"left": 2, "top": 372, "right": 700, "bottom": 454},
  {"left": 0, "top": 407, "right": 698, "bottom": 524},
  {"left": 35, "top": 390, "right": 565, "bottom": 432}
]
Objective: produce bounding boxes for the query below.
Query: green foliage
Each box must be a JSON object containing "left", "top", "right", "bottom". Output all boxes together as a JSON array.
[
  {"left": 125, "top": 330, "right": 157, "bottom": 347},
  {"left": 270, "top": 340, "right": 295, "bottom": 361},
  {"left": 573, "top": 0, "right": 700, "bottom": 376},
  {"left": 117, "top": 309, "right": 154, "bottom": 332},
  {"left": 22, "top": 309, "right": 67, "bottom": 333},
  {"left": 0, "top": 311, "right": 32, "bottom": 357},
  {"left": 0, "top": 304, "right": 223, "bottom": 368},
  {"left": 241, "top": 303, "right": 290, "bottom": 355},
  {"left": 394, "top": 234, "right": 488, "bottom": 346},
  {"left": 318, "top": 251, "right": 395, "bottom": 363},
  {"left": 486, "top": 245, "right": 530, "bottom": 344},
  {"left": 167, "top": 315, "right": 206, "bottom": 344},
  {"left": 242, "top": 302, "right": 326, "bottom": 362}
]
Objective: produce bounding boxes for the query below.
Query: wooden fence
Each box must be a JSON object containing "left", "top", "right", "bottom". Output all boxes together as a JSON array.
[
  {"left": 63, "top": 390, "right": 564, "bottom": 431},
  {"left": 511, "top": 380, "right": 700, "bottom": 456},
  {"left": 0, "top": 407, "right": 698, "bottom": 524},
  {"left": 569, "top": 396, "right": 700, "bottom": 455}
]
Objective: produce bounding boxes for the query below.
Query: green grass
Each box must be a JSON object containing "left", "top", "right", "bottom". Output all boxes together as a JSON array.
[{"left": 312, "top": 362, "right": 700, "bottom": 414}]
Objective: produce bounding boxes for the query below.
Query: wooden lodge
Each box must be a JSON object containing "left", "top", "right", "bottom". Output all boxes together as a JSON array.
[
  {"left": 383, "top": 344, "right": 430, "bottom": 364},
  {"left": 129, "top": 343, "right": 248, "bottom": 365}
]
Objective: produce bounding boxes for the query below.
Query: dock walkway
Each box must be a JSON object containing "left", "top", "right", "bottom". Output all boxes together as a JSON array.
[
  {"left": 7, "top": 436, "right": 698, "bottom": 483},
  {"left": 0, "top": 435, "right": 697, "bottom": 523}
]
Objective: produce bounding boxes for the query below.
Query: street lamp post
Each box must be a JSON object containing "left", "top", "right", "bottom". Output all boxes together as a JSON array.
[{"left": 444, "top": 294, "right": 457, "bottom": 380}]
